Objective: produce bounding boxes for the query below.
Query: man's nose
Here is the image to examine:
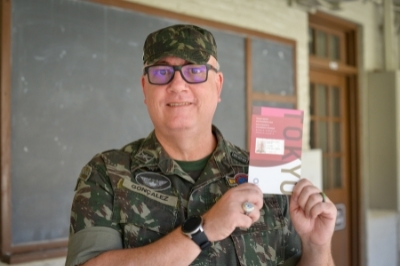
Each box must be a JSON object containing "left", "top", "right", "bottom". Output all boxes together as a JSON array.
[{"left": 167, "top": 70, "right": 188, "bottom": 92}]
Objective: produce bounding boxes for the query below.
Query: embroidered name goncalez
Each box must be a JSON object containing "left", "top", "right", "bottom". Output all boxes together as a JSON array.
[
  {"left": 119, "top": 178, "right": 178, "bottom": 207},
  {"left": 135, "top": 172, "right": 171, "bottom": 191}
]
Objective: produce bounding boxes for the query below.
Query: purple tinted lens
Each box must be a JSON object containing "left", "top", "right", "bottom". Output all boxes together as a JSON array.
[
  {"left": 182, "top": 65, "right": 207, "bottom": 83},
  {"left": 149, "top": 66, "right": 173, "bottom": 84}
]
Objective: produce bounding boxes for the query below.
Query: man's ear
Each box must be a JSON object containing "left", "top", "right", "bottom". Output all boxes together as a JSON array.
[
  {"left": 216, "top": 72, "right": 224, "bottom": 102},
  {"left": 141, "top": 75, "right": 147, "bottom": 104}
]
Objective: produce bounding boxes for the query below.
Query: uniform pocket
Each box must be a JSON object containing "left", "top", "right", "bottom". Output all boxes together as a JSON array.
[
  {"left": 230, "top": 196, "right": 288, "bottom": 266},
  {"left": 112, "top": 178, "right": 179, "bottom": 248},
  {"left": 231, "top": 227, "right": 285, "bottom": 266}
]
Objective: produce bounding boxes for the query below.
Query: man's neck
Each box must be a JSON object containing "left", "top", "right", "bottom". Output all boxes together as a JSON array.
[{"left": 154, "top": 127, "right": 217, "bottom": 161}]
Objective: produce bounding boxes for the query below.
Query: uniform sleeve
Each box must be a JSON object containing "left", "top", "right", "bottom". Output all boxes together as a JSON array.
[
  {"left": 66, "top": 155, "right": 122, "bottom": 265},
  {"left": 65, "top": 227, "right": 122, "bottom": 266},
  {"left": 69, "top": 155, "right": 121, "bottom": 233}
]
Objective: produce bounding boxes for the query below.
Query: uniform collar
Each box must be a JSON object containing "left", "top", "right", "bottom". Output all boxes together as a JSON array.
[{"left": 131, "top": 126, "right": 247, "bottom": 183}]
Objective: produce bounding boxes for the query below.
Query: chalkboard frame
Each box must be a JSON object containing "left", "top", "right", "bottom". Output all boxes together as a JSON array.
[{"left": 0, "top": 0, "right": 296, "bottom": 263}]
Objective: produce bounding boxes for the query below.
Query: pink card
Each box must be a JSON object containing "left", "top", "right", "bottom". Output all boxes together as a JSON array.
[{"left": 248, "top": 106, "right": 304, "bottom": 194}]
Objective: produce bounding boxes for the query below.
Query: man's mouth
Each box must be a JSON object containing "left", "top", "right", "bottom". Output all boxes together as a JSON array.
[{"left": 167, "top": 102, "right": 191, "bottom": 107}]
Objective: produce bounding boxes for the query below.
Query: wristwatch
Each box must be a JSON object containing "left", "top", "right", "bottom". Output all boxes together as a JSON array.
[{"left": 181, "top": 215, "right": 211, "bottom": 250}]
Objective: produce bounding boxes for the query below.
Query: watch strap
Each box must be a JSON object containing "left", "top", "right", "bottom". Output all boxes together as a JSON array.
[
  {"left": 192, "top": 228, "right": 211, "bottom": 250},
  {"left": 182, "top": 216, "right": 211, "bottom": 250}
]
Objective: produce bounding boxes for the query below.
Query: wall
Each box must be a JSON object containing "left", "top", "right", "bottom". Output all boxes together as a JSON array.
[
  {"left": 367, "top": 210, "right": 399, "bottom": 266},
  {"left": 366, "top": 70, "right": 400, "bottom": 265},
  {"left": 367, "top": 71, "right": 398, "bottom": 210}
]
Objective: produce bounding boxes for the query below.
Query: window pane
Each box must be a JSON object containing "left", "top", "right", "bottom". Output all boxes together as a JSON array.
[
  {"left": 332, "top": 157, "right": 342, "bottom": 188},
  {"left": 329, "top": 35, "right": 340, "bottom": 61},
  {"left": 316, "top": 31, "right": 327, "bottom": 57},
  {"left": 310, "top": 83, "right": 315, "bottom": 115},
  {"left": 317, "top": 121, "right": 328, "bottom": 152},
  {"left": 332, "top": 122, "right": 341, "bottom": 152},
  {"left": 251, "top": 38, "right": 295, "bottom": 96},
  {"left": 331, "top": 86, "right": 340, "bottom": 117},
  {"left": 316, "top": 84, "right": 327, "bottom": 116},
  {"left": 310, "top": 120, "right": 315, "bottom": 148}
]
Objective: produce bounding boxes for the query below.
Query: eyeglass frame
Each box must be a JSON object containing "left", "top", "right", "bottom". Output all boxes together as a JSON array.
[{"left": 143, "top": 64, "right": 219, "bottom": 85}]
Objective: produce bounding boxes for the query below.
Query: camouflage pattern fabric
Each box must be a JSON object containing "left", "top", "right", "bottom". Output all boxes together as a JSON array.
[
  {"left": 69, "top": 126, "right": 301, "bottom": 265},
  {"left": 143, "top": 24, "right": 218, "bottom": 65}
]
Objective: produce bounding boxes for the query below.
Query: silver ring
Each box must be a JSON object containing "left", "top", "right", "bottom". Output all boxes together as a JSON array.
[
  {"left": 242, "top": 202, "right": 254, "bottom": 215},
  {"left": 320, "top": 192, "right": 326, "bottom": 203}
]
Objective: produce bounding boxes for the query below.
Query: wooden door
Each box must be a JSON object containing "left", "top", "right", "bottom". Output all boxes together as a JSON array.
[
  {"left": 308, "top": 11, "right": 360, "bottom": 265},
  {"left": 309, "top": 70, "right": 351, "bottom": 266}
]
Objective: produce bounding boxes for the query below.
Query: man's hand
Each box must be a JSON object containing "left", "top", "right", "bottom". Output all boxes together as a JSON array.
[
  {"left": 201, "top": 183, "right": 264, "bottom": 242},
  {"left": 290, "top": 178, "right": 337, "bottom": 265}
]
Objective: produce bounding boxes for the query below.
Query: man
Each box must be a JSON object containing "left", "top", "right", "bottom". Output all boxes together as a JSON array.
[{"left": 66, "top": 24, "right": 337, "bottom": 266}]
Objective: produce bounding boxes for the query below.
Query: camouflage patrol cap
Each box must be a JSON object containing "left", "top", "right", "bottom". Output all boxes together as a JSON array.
[{"left": 143, "top": 24, "right": 218, "bottom": 65}]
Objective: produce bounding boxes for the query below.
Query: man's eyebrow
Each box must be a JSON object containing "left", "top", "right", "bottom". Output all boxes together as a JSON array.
[{"left": 154, "top": 60, "right": 168, "bottom": 65}]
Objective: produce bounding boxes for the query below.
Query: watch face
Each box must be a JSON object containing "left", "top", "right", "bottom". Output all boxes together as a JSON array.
[{"left": 182, "top": 215, "right": 202, "bottom": 234}]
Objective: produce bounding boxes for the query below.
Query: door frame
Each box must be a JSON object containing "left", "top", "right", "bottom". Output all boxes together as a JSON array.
[{"left": 309, "top": 11, "right": 361, "bottom": 266}]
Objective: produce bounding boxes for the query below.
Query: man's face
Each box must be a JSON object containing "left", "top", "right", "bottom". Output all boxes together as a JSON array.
[{"left": 141, "top": 56, "right": 223, "bottom": 135}]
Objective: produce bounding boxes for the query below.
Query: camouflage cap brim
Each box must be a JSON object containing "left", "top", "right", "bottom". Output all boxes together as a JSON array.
[{"left": 143, "top": 24, "right": 218, "bottom": 65}]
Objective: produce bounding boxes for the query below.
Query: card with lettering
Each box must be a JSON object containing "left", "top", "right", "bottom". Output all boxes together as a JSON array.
[{"left": 248, "top": 106, "right": 304, "bottom": 194}]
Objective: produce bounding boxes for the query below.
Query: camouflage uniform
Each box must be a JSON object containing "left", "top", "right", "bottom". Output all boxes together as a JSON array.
[{"left": 66, "top": 126, "right": 301, "bottom": 266}]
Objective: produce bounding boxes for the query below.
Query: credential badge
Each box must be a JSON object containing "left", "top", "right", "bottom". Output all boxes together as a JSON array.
[{"left": 135, "top": 172, "right": 171, "bottom": 191}]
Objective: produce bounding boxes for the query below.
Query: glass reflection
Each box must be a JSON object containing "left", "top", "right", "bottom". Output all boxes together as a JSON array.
[
  {"left": 317, "top": 84, "right": 327, "bottom": 116},
  {"left": 329, "top": 35, "right": 340, "bottom": 61},
  {"left": 316, "top": 31, "right": 327, "bottom": 57}
]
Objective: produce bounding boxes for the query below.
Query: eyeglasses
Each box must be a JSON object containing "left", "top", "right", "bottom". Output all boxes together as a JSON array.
[{"left": 143, "top": 64, "right": 218, "bottom": 85}]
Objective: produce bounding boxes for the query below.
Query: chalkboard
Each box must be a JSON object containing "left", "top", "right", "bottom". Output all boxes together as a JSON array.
[
  {"left": 251, "top": 37, "right": 295, "bottom": 96},
  {"left": 9, "top": 0, "right": 246, "bottom": 246}
]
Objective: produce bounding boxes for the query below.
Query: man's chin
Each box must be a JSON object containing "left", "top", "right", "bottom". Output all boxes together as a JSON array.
[{"left": 163, "top": 122, "right": 202, "bottom": 133}]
